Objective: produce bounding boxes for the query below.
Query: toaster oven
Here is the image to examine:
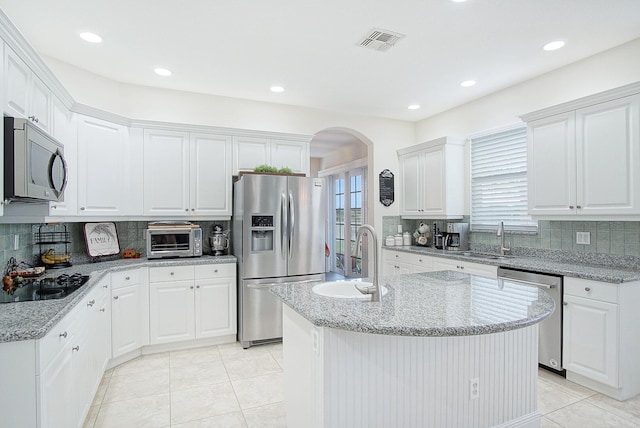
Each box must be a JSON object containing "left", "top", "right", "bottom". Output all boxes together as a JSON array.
[{"left": 146, "top": 225, "right": 202, "bottom": 259}]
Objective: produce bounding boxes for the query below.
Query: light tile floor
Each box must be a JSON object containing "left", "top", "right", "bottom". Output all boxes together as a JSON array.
[{"left": 84, "top": 342, "right": 640, "bottom": 428}]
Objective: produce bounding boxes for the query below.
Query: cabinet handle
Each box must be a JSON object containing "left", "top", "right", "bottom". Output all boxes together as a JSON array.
[
  {"left": 185, "top": 209, "right": 189, "bottom": 212},
  {"left": 569, "top": 205, "right": 574, "bottom": 209},
  {"left": 196, "top": 285, "right": 200, "bottom": 288},
  {"left": 28, "top": 115, "right": 39, "bottom": 123},
  {"left": 100, "top": 308, "right": 105, "bottom": 312},
  {"left": 584, "top": 287, "right": 591, "bottom": 292},
  {"left": 395, "top": 254, "right": 399, "bottom": 258},
  {"left": 190, "top": 285, "right": 194, "bottom": 289},
  {"left": 170, "top": 272, "right": 175, "bottom": 276},
  {"left": 80, "top": 207, "right": 86, "bottom": 211},
  {"left": 214, "top": 269, "right": 218, "bottom": 273},
  {"left": 563, "top": 302, "right": 568, "bottom": 306},
  {"left": 103, "top": 284, "right": 108, "bottom": 288},
  {"left": 125, "top": 276, "right": 130, "bottom": 280},
  {"left": 113, "top": 295, "right": 119, "bottom": 300},
  {"left": 72, "top": 346, "right": 80, "bottom": 352},
  {"left": 87, "top": 299, "right": 95, "bottom": 307},
  {"left": 191, "top": 208, "right": 195, "bottom": 211},
  {"left": 576, "top": 205, "right": 582, "bottom": 209},
  {"left": 59, "top": 331, "right": 67, "bottom": 338}
]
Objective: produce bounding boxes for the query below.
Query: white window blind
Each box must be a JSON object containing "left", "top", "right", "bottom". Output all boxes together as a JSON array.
[{"left": 470, "top": 127, "right": 537, "bottom": 232}]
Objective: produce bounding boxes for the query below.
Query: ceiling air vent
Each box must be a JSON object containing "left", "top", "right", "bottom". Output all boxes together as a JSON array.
[{"left": 358, "top": 28, "right": 405, "bottom": 52}]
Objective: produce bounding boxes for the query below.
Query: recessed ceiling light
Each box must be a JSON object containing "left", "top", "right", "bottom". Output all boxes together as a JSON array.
[
  {"left": 408, "top": 104, "right": 421, "bottom": 110},
  {"left": 460, "top": 80, "right": 476, "bottom": 87},
  {"left": 79, "top": 32, "right": 102, "bottom": 44},
  {"left": 270, "top": 86, "right": 285, "bottom": 93},
  {"left": 154, "top": 68, "right": 172, "bottom": 77},
  {"left": 543, "top": 40, "right": 566, "bottom": 51}
]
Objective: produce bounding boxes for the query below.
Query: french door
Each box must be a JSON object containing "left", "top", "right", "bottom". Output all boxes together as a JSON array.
[{"left": 330, "top": 167, "right": 367, "bottom": 277}]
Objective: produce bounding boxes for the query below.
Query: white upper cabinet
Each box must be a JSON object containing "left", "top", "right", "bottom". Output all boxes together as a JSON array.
[
  {"left": 3, "top": 46, "right": 52, "bottom": 133},
  {"left": 397, "top": 137, "right": 465, "bottom": 219},
  {"left": 233, "top": 135, "right": 310, "bottom": 175},
  {"left": 77, "top": 115, "right": 130, "bottom": 216},
  {"left": 49, "top": 97, "right": 78, "bottom": 216},
  {"left": 524, "top": 87, "right": 640, "bottom": 219},
  {"left": 142, "top": 129, "right": 232, "bottom": 217}
]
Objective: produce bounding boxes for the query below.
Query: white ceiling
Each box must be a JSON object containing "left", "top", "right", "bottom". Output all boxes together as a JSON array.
[{"left": 1, "top": 0, "right": 639, "bottom": 123}]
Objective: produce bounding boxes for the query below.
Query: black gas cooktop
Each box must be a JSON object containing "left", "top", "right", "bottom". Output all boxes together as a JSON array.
[{"left": 1, "top": 273, "right": 90, "bottom": 304}]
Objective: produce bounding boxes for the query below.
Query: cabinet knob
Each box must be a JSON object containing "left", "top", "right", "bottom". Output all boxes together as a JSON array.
[
  {"left": 72, "top": 345, "right": 80, "bottom": 352},
  {"left": 113, "top": 295, "right": 119, "bottom": 300},
  {"left": 185, "top": 209, "right": 189, "bottom": 212},
  {"left": 100, "top": 308, "right": 105, "bottom": 312},
  {"left": 190, "top": 285, "right": 194, "bottom": 289},
  {"left": 59, "top": 331, "right": 67, "bottom": 338},
  {"left": 395, "top": 254, "right": 399, "bottom": 258},
  {"left": 214, "top": 269, "right": 218, "bottom": 272},
  {"left": 196, "top": 285, "right": 200, "bottom": 288},
  {"left": 569, "top": 205, "right": 574, "bottom": 209},
  {"left": 419, "top": 259, "right": 422, "bottom": 262},
  {"left": 80, "top": 207, "right": 86, "bottom": 211},
  {"left": 28, "top": 115, "right": 39, "bottom": 123},
  {"left": 585, "top": 287, "right": 591, "bottom": 292},
  {"left": 563, "top": 302, "right": 568, "bottom": 306},
  {"left": 87, "top": 299, "right": 96, "bottom": 307},
  {"left": 125, "top": 276, "right": 130, "bottom": 280},
  {"left": 191, "top": 208, "right": 195, "bottom": 211},
  {"left": 170, "top": 272, "right": 175, "bottom": 276},
  {"left": 52, "top": 205, "right": 57, "bottom": 210},
  {"left": 103, "top": 284, "right": 108, "bottom": 288},
  {"left": 576, "top": 205, "right": 582, "bottom": 209}
]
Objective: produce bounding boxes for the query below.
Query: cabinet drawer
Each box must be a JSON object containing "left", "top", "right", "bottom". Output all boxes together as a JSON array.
[
  {"left": 38, "top": 312, "right": 75, "bottom": 373},
  {"left": 111, "top": 269, "right": 141, "bottom": 287},
  {"left": 149, "top": 265, "right": 194, "bottom": 282},
  {"left": 564, "top": 277, "right": 618, "bottom": 303},
  {"left": 195, "top": 263, "right": 236, "bottom": 279}
]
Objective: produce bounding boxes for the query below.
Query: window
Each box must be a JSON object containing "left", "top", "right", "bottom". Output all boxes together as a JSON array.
[{"left": 470, "top": 126, "right": 537, "bottom": 232}]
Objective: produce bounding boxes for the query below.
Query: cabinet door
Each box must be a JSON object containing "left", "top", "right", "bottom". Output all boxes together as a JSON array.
[
  {"left": 194, "top": 278, "right": 236, "bottom": 338},
  {"left": 190, "top": 133, "right": 232, "bottom": 216},
  {"left": 399, "top": 151, "right": 423, "bottom": 216},
  {"left": 29, "top": 74, "right": 52, "bottom": 133},
  {"left": 143, "top": 129, "right": 190, "bottom": 215},
  {"left": 527, "top": 113, "right": 577, "bottom": 216},
  {"left": 77, "top": 116, "right": 128, "bottom": 215},
  {"left": 112, "top": 283, "right": 144, "bottom": 358},
  {"left": 3, "top": 47, "right": 29, "bottom": 119},
  {"left": 576, "top": 95, "right": 640, "bottom": 215},
  {"left": 49, "top": 97, "right": 78, "bottom": 216},
  {"left": 233, "top": 136, "right": 270, "bottom": 174},
  {"left": 563, "top": 295, "right": 618, "bottom": 387},
  {"left": 271, "top": 139, "right": 309, "bottom": 175},
  {"left": 149, "top": 281, "right": 195, "bottom": 344},
  {"left": 39, "top": 347, "right": 75, "bottom": 428},
  {"left": 423, "top": 146, "right": 446, "bottom": 215}
]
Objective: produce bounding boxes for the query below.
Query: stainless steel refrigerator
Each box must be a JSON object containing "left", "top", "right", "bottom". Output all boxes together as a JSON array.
[{"left": 233, "top": 174, "right": 326, "bottom": 348}]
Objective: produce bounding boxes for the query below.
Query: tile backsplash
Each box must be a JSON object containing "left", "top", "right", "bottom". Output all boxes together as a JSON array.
[
  {"left": 383, "top": 216, "right": 640, "bottom": 258},
  {"left": 0, "top": 221, "right": 230, "bottom": 268}
]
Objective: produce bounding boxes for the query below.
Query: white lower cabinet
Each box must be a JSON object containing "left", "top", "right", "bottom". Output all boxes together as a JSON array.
[
  {"left": 111, "top": 269, "right": 149, "bottom": 358},
  {"left": 37, "top": 275, "right": 111, "bottom": 428},
  {"left": 149, "top": 263, "right": 236, "bottom": 345},
  {"left": 563, "top": 277, "right": 640, "bottom": 400},
  {"left": 382, "top": 249, "right": 497, "bottom": 279}
]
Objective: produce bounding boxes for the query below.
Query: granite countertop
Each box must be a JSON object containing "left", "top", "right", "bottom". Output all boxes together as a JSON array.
[
  {"left": 384, "top": 246, "right": 640, "bottom": 283},
  {"left": 271, "top": 270, "right": 555, "bottom": 337},
  {"left": 0, "top": 255, "right": 236, "bottom": 343}
]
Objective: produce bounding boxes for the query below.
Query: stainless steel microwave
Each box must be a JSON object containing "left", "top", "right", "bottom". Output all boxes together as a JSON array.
[
  {"left": 3, "top": 116, "right": 68, "bottom": 202},
  {"left": 146, "top": 226, "right": 203, "bottom": 259}
]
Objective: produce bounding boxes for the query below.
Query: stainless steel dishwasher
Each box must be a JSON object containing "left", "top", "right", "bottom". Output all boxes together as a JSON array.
[{"left": 497, "top": 267, "right": 564, "bottom": 374}]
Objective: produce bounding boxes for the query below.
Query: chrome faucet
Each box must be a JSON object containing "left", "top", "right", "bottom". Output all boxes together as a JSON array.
[
  {"left": 351, "top": 224, "right": 381, "bottom": 302},
  {"left": 497, "top": 221, "right": 511, "bottom": 256}
]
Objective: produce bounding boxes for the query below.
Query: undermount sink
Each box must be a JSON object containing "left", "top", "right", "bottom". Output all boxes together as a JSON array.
[{"left": 312, "top": 281, "right": 388, "bottom": 300}]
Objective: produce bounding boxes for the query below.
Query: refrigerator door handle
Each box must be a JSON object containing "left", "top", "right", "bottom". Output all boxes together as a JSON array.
[
  {"left": 289, "top": 192, "right": 295, "bottom": 260},
  {"left": 281, "top": 192, "right": 287, "bottom": 260}
]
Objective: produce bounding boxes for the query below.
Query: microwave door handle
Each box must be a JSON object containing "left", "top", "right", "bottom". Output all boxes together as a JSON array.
[
  {"left": 281, "top": 193, "right": 287, "bottom": 260},
  {"left": 49, "top": 149, "right": 68, "bottom": 197},
  {"left": 59, "top": 150, "right": 69, "bottom": 194},
  {"left": 289, "top": 192, "right": 294, "bottom": 260}
]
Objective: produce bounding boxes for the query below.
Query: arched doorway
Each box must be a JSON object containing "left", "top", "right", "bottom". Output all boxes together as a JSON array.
[{"left": 310, "top": 128, "right": 374, "bottom": 279}]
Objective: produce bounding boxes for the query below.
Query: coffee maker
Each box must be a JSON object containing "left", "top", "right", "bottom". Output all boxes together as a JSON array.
[{"left": 444, "top": 223, "right": 469, "bottom": 251}]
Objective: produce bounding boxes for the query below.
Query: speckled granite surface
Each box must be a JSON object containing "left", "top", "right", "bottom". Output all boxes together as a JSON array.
[
  {"left": 0, "top": 255, "right": 236, "bottom": 343},
  {"left": 271, "top": 270, "right": 554, "bottom": 337},
  {"left": 384, "top": 246, "right": 640, "bottom": 283}
]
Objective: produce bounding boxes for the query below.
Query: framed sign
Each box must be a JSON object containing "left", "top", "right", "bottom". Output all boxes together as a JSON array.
[
  {"left": 84, "top": 222, "right": 120, "bottom": 257},
  {"left": 379, "top": 169, "right": 394, "bottom": 207}
]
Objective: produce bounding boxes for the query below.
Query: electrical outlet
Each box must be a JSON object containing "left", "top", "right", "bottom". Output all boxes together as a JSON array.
[
  {"left": 576, "top": 231, "right": 591, "bottom": 245},
  {"left": 13, "top": 234, "right": 19, "bottom": 250},
  {"left": 470, "top": 377, "right": 479, "bottom": 400}
]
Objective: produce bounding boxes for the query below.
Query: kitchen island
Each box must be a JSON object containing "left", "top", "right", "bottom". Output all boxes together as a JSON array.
[{"left": 271, "top": 270, "right": 555, "bottom": 428}]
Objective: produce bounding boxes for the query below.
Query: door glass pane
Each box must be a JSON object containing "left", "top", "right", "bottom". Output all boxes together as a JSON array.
[
  {"left": 349, "top": 174, "right": 363, "bottom": 275},
  {"left": 334, "top": 178, "right": 345, "bottom": 274}
]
